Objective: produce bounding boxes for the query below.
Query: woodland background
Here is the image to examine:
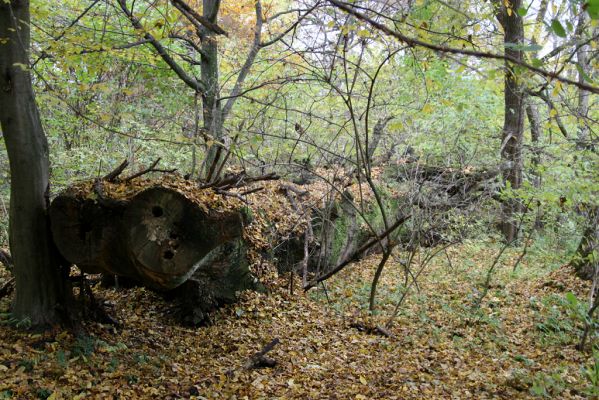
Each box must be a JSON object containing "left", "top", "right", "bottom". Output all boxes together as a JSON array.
[{"left": 0, "top": 0, "right": 598, "bottom": 398}]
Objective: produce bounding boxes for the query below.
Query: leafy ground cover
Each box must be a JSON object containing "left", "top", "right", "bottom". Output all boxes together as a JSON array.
[{"left": 0, "top": 240, "right": 597, "bottom": 399}]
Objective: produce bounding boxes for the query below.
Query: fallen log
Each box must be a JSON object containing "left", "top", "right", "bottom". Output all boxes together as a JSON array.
[
  {"left": 50, "top": 183, "right": 248, "bottom": 290},
  {"left": 48, "top": 171, "right": 312, "bottom": 324}
]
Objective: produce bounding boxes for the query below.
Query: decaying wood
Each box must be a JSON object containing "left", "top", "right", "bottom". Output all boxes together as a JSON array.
[
  {"left": 201, "top": 171, "right": 279, "bottom": 190},
  {"left": 124, "top": 158, "right": 177, "bottom": 182},
  {"left": 50, "top": 186, "right": 247, "bottom": 290},
  {"left": 0, "top": 249, "right": 14, "bottom": 299},
  {"left": 350, "top": 322, "right": 395, "bottom": 338},
  {"left": 0, "top": 278, "right": 15, "bottom": 300},
  {"left": 102, "top": 159, "right": 129, "bottom": 182},
  {"left": 243, "top": 338, "right": 280, "bottom": 369}
]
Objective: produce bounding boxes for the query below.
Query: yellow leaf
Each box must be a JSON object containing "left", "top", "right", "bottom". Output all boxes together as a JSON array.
[
  {"left": 422, "top": 104, "right": 434, "bottom": 114},
  {"left": 552, "top": 81, "right": 562, "bottom": 97},
  {"left": 359, "top": 376, "right": 368, "bottom": 385}
]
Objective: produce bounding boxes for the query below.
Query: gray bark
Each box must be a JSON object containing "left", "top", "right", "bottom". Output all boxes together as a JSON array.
[
  {"left": 496, "top": 0, "right": 525, "bottom": 243},
  {"left": 575, "top": 11, "right": 591, "bottom": 149},
  {"left": 0, "top": 0, "right": 71, "bottom": 326}
]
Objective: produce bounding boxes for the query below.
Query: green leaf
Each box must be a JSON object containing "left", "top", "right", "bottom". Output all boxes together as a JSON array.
[
  {"left": 550, "top": 19, "right": 567, "bottom": 38},
  {"left": 565, "top": 292, "right": 578, "bottom": 305},
  {"left": 585, "top": 0, "right": 599, "bottom": 19},
  {"left": 576, "top": 64, "right": 595, "bottom": 83},
  {"left": 516, "top": 7, "right": 528, "bottom": 16},
  {"left": 531, "top": 58, "right": 544, "bottom": 68}
]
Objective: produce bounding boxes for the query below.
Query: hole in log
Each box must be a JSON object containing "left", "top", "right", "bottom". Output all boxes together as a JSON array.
[
  {"left": 152, "top": 206, "right": 164, "bottom": 217},
  {"left": 163, "top": 250, "right": 175, "bottom": 260},
  {"left": 169, "top": 232, "right": 179, "bottom": 240},
  {"left": 78, "top": 221, "right": 93, "bottom": 239}
]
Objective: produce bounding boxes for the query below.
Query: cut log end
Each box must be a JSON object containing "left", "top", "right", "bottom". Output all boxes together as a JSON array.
[{"left": 50, "top": 186, "right": 247, "bottom": 290}]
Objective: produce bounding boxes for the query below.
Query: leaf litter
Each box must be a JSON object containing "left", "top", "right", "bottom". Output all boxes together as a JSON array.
[{"left": 1, "top": 238, "right": 596, "bottom": 399}]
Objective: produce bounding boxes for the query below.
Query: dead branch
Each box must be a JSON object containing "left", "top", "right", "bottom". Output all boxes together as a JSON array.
[
  {"left": 124, "top": 158, "right": 177, "bottom": 182},
  {"left": 243, "top": 338, "right": 280, "bottom": 369},
  {"left": 349, "top": 322, "right": 395, "bottom": 338},
  {"left": 201, "top": 172, "right": 279, "bottom": 190},
  {"left": 215, "top": 190, "right": 252, "bottom": 204},
  {"left": 102, "top": 159, "right": 129, "bottom": 182},
  {"left": 239, "top": 187, "right": 265, "bottom": 196},
  {"left": 0, "top": 278, "right": 14, "bottom": 299},
  {"left": 279, "top": 184, "right": 309, "bottom": 197},
  {"left": 170, "top": 0, "right": 228, "bottom": 36}
]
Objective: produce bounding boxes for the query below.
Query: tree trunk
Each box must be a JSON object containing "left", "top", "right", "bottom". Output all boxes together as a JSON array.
[
  {"left": 526, "top": 97, "right": 544, "bottom": 230},
  {"left": 201, "top": 0, "right": 224, "bottom": 181},
  {"left": 496, "top": 0, "right": 525, "bottom": 243},
  {"left": 570, "top": 10, "right": 597, "bottom": 278},
  {"left": 575, "top": 11, "right": 591, "bottom": 149},
  {"left": 571, "top": 207, "right": 598, "bottom": 280},
  {"left": 0, "top": 0, "right": 71, "bottom": 327}
]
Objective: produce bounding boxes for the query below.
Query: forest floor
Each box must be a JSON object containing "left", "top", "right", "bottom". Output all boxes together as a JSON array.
[{"left": 0, "top": 239, "right": 597, "bottom": 399}]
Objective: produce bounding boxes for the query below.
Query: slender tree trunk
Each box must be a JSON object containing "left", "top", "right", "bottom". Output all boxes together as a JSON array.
[
  {"left": 575, "top": 11, "right": 591, "bottom": 149},
  {"left": 570, "top": 9, "right": 597, "bottom": 278},
  {"left": 525, "top": 98, "right": 543, "bottom": 229},
  {"left": 572, "top": 207, "right": 599, "bottom": 280},
  {"left": 0, "top": 0, "right": 71, "bottom": 327},
  {"left": 201, "top": 0, "right": 224, "bottom": 181},
  {"left": 496, "top": 0, "right": 525, "bottom": 243}
]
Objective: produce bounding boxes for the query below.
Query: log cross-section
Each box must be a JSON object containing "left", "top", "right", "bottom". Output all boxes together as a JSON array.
[
  {"left": 124, "top": 187, "right": 245, "bottom": 288},
  {"left": 50, "top": 186, "right": 246, "bottom": 290}
]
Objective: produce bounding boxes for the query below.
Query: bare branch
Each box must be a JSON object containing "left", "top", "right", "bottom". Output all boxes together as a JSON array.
[
  {"left": 328, "top": 0, "right": 599, "bottom": 95},
  {"left": 170, "top": 0, "right": 228, "bottom": 36},
  {"left": 117, "top": 0, "right": 206, "bottom": 93}
]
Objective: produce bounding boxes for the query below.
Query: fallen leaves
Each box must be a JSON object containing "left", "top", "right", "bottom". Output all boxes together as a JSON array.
[{"left": 0, "top": 240, "right": 595, "bottom": 399}]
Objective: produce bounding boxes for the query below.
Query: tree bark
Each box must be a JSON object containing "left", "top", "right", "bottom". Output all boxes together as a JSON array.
[
  {"left": 575, "top": 11, "right": 591, "bottom": 149},
  {"left": 496, "top": 0, "right": 525, "bottom": 243},
  {"left": 200, "top": 0, "right": 224, "bottom": 181},
  {"left": 571, "top": 207, "right": 599, "bottom": 280},
  {"left": 570, "top": 9, "right": 597, "bottom": 278},
  {"left": 0, "top": 0, "right": 71, "bottom": 327},
  {"left": 525, "top": 98, "right": 544, "bottom": 230}
]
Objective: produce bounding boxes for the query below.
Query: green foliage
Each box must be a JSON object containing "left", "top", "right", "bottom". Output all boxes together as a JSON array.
[
  {"left": 0, "top": 391, "right": 13, "bottom": 399},
  {"left": 35, "top": 388, "right": 52, "bottom": 400},
  {"left": 0, "top": 314, "right": 32, "bottom": 330},
  {"left": 582, "top": 349, "right": 599, "bottom": 396},
  {"left": 529, "top": 368, "right": 568, "bottom": 398},
  {"left": 585, "top": 0, "right": 599, "bottom": 19},
  {"left": 535, "top": 292, "right": 597, "bottom": 347},
  {"left": 550, "top": 19, "right": 567, "bottom": 38},
  {"left": 71, "top": 334, "right": 96, "bottom": 358}
]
